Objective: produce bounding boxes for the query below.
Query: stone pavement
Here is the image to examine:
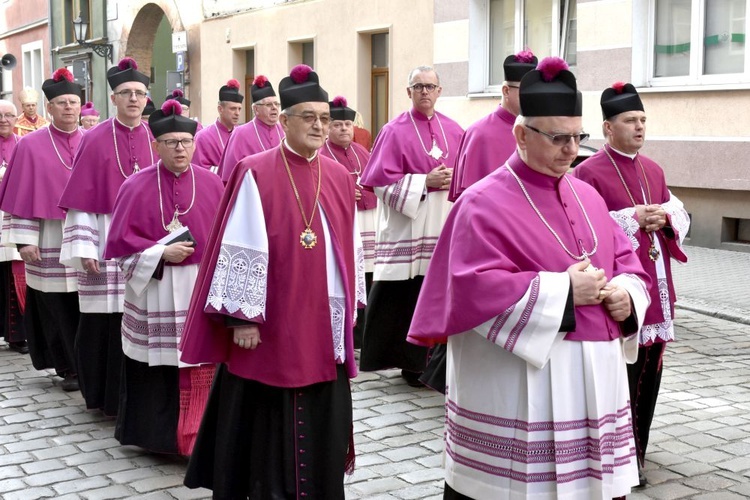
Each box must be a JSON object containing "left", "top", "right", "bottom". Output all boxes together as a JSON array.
[
  {"left": 0, "top": 244, "right": 747, "bottom": 500},
  {"left": 671, "top": 246, "right": 750, "bottom": 324}
]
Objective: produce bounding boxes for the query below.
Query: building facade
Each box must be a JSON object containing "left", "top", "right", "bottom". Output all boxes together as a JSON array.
[
  {"left": 49, "top": 1, "right": 202, "bottom": 121},
  {"left": 8, "top": 0, "right": 743, "bottom": 250},
  {"left": 0, "top": 0, "right": 50, "bottom": 115}
]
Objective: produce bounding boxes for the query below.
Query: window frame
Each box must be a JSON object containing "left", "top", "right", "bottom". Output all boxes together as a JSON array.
[
  {"left": 646, "top": 0, "right": 750, "bottom": 87},
  {"left": 21, "top": 40, "right": 44, "bottom": 115},
  {"left": 469, "top": 0, "right": 576, "bottom": 95}
]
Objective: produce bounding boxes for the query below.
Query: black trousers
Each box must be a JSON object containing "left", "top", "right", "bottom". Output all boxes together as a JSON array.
[
  {"left": 186, "top": 364, "right": 352, "bottom": 499},
  {"left": 627, "top": 342, "right": 666, "bottom": 466},
  {"left": 24, "top": 288, "right": 79, "bottom": 377},
  {"left": 76, "top": 312, "right": 123, "bottom": 416},
  {"left": 115, "top": 356, "right": 179, "bottom": 454},
  {"left": 0, "top": 261, "right": 25, "bottom": 344},
  {"left": 359, "top": 277, "right": 428, "bottom": 372},
  {"left": 444, "top": 482, "right": 473, "bottom": 499}
]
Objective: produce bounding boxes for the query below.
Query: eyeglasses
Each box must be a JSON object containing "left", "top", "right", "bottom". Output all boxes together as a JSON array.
[
  {"left": 256, "top": 101, "right": 281, "bottom": 109},
  {"left": 410, "top": 83, "right": 439, "bottom": 93},
  {"left": 525, "top": 125, "right": 589, "bottom": 146},
  {"left": 51, "top": 99, "right": 81, "bottom": 107},
  {"left": 113, "top": 90, "right": 148, "bottom": 99},
  {"left": 286, "top": 113, "right": 331, "bottom": 126},
  {"left": 0, "top": 113, "right": 16, "bottom": 121},
  {"left": 506, "top": 84, "right": 520, "bottom": 89},
  {"left": 157, "top": 138, "right": 195, "bottom": 149}
]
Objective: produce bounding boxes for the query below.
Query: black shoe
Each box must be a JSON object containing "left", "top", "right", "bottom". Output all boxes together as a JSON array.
[
  {"left": 401, "top": 370, "right": 425, "bottom": 388},
  {"left": 61, "top": 375, "right": 79, "bottom": 392},
  {"left": 8, "top": 341, "right": 28, "bottom": 354},
  {"left": 637, "top": 469, "right": 647, "bottom": 488}
]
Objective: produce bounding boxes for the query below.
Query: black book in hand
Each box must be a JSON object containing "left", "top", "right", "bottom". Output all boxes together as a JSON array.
[
  {"left": 152, "top": 226, "right": 196, "bottom": 280},
  {"left": 158, "top": 226, "right": 196, "bottom": 248}
]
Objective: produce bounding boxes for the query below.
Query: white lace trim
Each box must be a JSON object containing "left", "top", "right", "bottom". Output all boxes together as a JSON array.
[
  {"left": 330, "top": 295, "right": 346, "bottom": 362},
  {"left": 355, "top": 244, "right": 367, "bottom": 312},
  {"left": 640, "top": 277, "right": 674, "bottom": 344},
  {"left": 610, "top": 207, "right": 640, "bottom": 251},
  {"left": 207, "top": 242, "right": 268, "bottom": 320},
  {"left": 663, "top": 192, "right": 690, "bottom": 245},
  {"left": 640, "top": 318, "right": 674, "bottom": 344}
]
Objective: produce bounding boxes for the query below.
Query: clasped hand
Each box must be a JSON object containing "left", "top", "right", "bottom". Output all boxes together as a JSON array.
[
  {"left": 635, "top": 204, "right": 666, "bottom": 233},
  {"left": 426, "top": 165, "right": 453, "bottom": 190},
  {"left": 567, "top": 260, "right": 631, "bottom": 322}
]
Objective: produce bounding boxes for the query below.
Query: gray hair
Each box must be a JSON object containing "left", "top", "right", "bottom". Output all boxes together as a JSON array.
[
  {"left": 514, "top": 114, "right": 535, "bottom": 127},
  {"left": 0, "top": 99, "right": 17, "bottom": 115},
  {"left": 407, "top": 66, "right": 440, "bottom": 86}
]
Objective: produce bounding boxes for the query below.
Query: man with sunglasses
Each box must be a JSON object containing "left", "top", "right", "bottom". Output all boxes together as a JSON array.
[
  {"left": 58, "top": 57, "right": 157, "bottom": 416},
  {"left": 449, "top": 50, "right": 537, "bottom": 201},
  {"left": 359, "top": 65, "right": 463, "bottom": 388},
  {"left": 408, "top": 57, "right": 651, "bottom": 499},
  {"left": 0, "top": 68, "right": 84, "bottom": 392},
  {"left": 104, "top": 100, "right": 223, "bottom": 455},
  {"left": 182, "top": 65, "right": 362, "bottom": 499},
  {"left": 574, "top": 82, "right": 690, "bottom": 488},
  {"left": 192, "top": 78, "right": 244, "bottom": 173},
  {"left": 217, "top": 74, "right": 285, "bottom": 182}
]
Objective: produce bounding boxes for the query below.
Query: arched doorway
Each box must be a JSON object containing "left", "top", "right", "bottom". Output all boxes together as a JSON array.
[{"left": 126, "top": 3, "right": 179, "bottom": 108}]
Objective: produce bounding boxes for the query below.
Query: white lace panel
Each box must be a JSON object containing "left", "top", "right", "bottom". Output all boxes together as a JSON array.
[
  {"left": 330, "top": 295, "right": 346, "bottom": 363},
  {"left": 207, "top": 242, "right": 268, "bottom": 320},
  {"left": 610, "top": 208, "right": 640, "bottom": 251},
  {"left": 663, "top": 192, "right": 691, "bottom": 245}
]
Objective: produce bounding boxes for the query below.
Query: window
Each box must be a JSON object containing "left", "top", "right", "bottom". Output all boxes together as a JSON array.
[
  {"left": 371, "top": 32, "right": 389, "bottom": 139},
  {"left": 651, "top": 0, "right": 749, "bottom": 83},
  {"left": 21, "top": 40, "right": 44, "bottom": 113},
  {"left": 470, "top": 0, "right": 577, "bottom": 93},
  {"left": 288, "top": 39, "right": 314, "bottom": 69},
  {"left": 63, "top": 0, "right": 92, "bottom": 45},
  {"left": 244, "top": 49, "right": 255, "bottom": 123}
]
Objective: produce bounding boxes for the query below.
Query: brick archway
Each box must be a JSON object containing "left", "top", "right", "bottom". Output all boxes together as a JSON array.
[{"left": 125, "top": 2, "right": 181, "bottom": 81}]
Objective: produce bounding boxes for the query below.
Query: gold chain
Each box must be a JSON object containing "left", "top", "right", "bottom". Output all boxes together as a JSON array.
[{"left": 280, "top": 144, "right": 322, "bottom": 231}]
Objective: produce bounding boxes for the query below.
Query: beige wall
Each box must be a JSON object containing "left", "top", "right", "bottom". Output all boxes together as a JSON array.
[
  {"left": 577, "top": 0, "right": 750, "bottom": 252},
  {"left": 198, "top": 0, "right": 434, "bottom": 127}
]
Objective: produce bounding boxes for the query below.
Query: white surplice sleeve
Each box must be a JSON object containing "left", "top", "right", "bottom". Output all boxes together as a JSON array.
[
  {"left": 374, "top": 173, "right": 427, "bottom": 220},
  {"left": 117, "top": 244, "right": 165, "bottom": 297},
  {"left": 205, "top": 170, "right": 269, "bottom": 322},
  {"left": 60, "top": 209, "right": 104, "bottom": 270},
  {"left": 470, "top": 271, "right": 570, "bottom": 370}
]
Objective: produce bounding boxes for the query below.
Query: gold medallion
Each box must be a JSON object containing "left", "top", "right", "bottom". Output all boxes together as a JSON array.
[
  {"left": 300, "top": 228, "right": 317, "bottom": 249},
  {"left": 648, "top": 244, "right": 660, "bottom": 262}
]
